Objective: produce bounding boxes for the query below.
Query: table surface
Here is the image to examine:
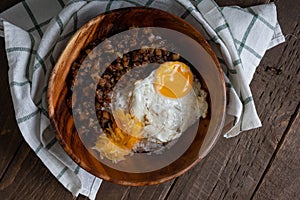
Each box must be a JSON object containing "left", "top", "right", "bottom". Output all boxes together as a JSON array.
[{"left": 0, "top": 0, "right": 299, "bottom": 199}]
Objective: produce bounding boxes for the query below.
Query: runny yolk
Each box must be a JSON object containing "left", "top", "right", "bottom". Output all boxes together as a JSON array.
[{"left": 154, "top": 61, "right": 193, "bottom": 98}]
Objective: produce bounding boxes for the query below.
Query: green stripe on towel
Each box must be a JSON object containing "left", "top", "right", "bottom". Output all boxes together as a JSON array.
[
  {"left": 17, "top": 110, "right": 39, "bottom": 124},
  {"left": 238, "top": 15, "right": 257, "bottom": 54},
  {"left": 56, "top": 167, "right": 68, "bottom": 180}
]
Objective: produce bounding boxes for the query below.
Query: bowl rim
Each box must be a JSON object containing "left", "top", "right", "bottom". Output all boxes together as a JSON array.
[{"left": 47, "top": 6, "right": 226, "bottom": 186}]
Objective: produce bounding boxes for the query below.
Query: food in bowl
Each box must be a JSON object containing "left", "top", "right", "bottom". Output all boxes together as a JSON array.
[
  {"left": 48, "top": 7, "right": 226, "bottom": 184},
  {"left": 66, "top": 27, "right": 209, "bottom": 163}
]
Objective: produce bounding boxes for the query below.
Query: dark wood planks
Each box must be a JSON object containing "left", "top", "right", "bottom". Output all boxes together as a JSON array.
[
  {"left": 0, "top": 0, "right": 298, "bottom": 199},
  {"left": 0, "top": 0, "right": 23, "bottom": 12},
  {"left": 165, "top": 0, "right": 300, "bottom": 199},
  {"left": 96, "top": 181, "right": 174, "bottom": 200},
  {"left": 0, "top": 142, "right": 74, "bottom": 200},
  {"left": 252, "top": 109, "right": 300, "bottom": 200},
  {"left": 251, "top": 1, "right": 300, "bottom": 197}
]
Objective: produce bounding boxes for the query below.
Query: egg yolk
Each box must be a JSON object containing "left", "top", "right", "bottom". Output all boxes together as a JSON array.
[
  {"left": 107, "top": 109, "right": 143, "bottom": 149},
  {"left": 154, "top": 61, "right": 193, "bottom": 98}
]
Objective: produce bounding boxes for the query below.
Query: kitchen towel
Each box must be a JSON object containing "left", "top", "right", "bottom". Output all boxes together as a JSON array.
[{"left": 0, "top": 0, "right": 285, "bottom": 199}]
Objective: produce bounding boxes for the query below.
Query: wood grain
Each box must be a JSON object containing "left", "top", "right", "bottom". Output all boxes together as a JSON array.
[
  {"left": 164, "top": 0, "right": 300, "bottom": 199},
  {"left": 251, "top": 2, "right": 300, "bottom": 197},
  {"left": 0, "top": 0, "right": 299, "bottom": 199},
  {"left": 97, "top": 181, "right": 174, "bottom": 200},
  {"left": 252, "top": 109, "right": 300, "bottom": 200},
  {"left": 0, "top": 143, "right": 73, "bottom": 200}
]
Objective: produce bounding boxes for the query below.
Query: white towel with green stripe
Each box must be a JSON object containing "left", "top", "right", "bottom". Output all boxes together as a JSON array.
[{"left": 0, "top": 0, "right": 285, "bottom": 199}]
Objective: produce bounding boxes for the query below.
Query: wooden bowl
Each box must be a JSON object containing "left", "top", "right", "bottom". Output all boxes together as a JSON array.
[{"left": 48, "top": 7, "right": 226, "bottom": 186}]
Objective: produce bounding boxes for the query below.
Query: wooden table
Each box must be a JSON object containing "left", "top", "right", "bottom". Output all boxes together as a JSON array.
[{"left": 0, "top": 0, "right": 299, "bottom": 199}]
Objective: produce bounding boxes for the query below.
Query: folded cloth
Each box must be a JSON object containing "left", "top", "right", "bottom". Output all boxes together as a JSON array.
[{"left": 0, "top": 0, "right": 285, "bottom": 199}]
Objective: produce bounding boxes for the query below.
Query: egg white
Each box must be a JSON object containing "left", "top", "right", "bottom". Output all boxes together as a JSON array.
[{"left": 127, "top": 70, "right": 208, "bottom": 143}]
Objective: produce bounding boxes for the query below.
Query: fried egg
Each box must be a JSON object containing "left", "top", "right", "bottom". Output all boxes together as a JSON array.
[
  {"left": 94, "top": 61, "right": 208, "bottom": 163},
  {"left": 128, "top": 61, "right": 208, "bottom": 143}
]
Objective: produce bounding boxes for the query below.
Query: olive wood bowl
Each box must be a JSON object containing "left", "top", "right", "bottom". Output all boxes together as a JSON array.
[{"left": 48, "top": 7, "right": 226, "bottom": 186}]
